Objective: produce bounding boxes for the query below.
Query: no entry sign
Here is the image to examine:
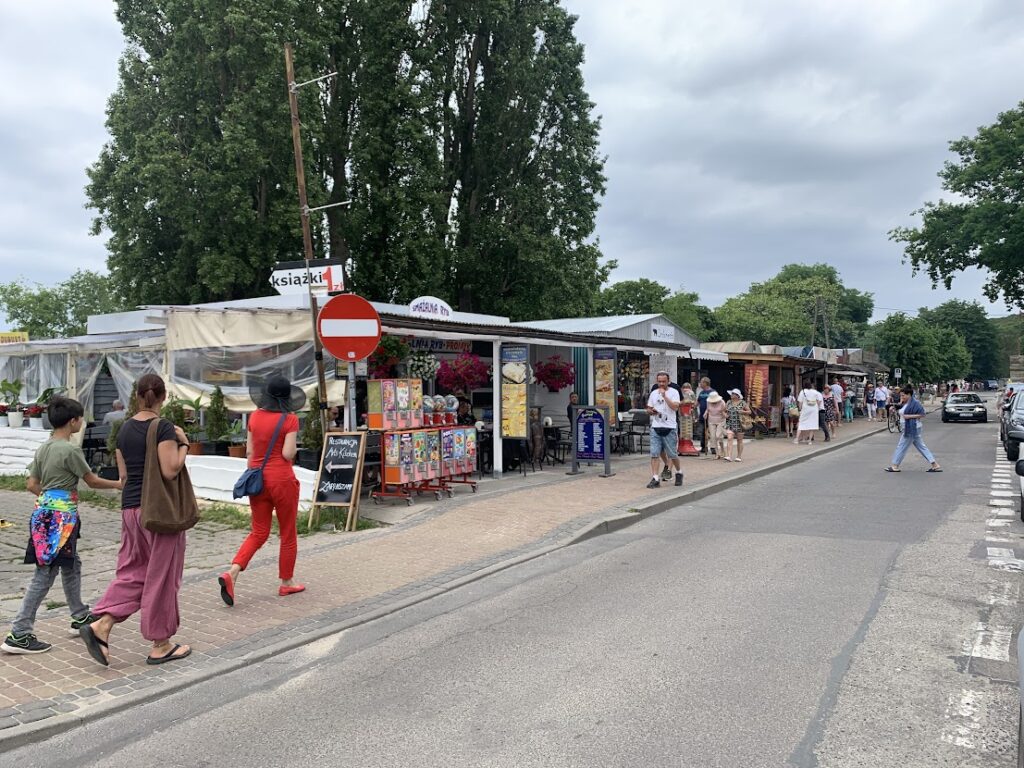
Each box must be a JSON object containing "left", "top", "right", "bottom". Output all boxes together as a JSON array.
[{"left": 316, "top": 294, "right": 382, "bottom": 361}]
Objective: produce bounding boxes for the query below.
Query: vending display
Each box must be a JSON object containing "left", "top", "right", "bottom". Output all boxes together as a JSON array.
[
  {"left": 413, "top": 431, "right": 428, "bottom": 481},
  {"left": 440, "top": 428, "right": 456, "bottom": 476},
  {"left": 368, "top": 379, "right": 425, "bottom": 431},
  {"left": 464, "top": 428, "right": 477, "bottom": 474},
  {"left": 382, "top": 432, "right": 404, "bottom": 486},
  {"left": 426, "top": 429, "right": 441, "bottom": 478}
]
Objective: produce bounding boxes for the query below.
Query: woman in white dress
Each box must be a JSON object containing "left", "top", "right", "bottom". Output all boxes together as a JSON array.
[{"left": 795, "top": 379, "right": 822, "bottom": 445}]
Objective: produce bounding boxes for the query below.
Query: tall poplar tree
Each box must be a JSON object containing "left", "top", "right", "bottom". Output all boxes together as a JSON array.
[{"left": 86, "top": 0, "right": 608, "bottom": 318}]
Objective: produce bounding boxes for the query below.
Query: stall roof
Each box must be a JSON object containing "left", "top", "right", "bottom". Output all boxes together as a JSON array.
[
  {"left": 513, "top": 314, "right": 662, "bottom": 334},
  {"left": 0, "top": 330, "right": 164, "bottom": 354}
]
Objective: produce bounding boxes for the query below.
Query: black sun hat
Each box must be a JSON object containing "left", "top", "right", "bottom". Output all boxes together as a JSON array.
[{"left": 250, "top": 375, "right": 307, "bottom": 413}]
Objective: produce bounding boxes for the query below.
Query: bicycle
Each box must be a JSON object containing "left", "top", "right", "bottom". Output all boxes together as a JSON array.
[{"left": 887, "top": 403, "right": 903, "bottom": 434}]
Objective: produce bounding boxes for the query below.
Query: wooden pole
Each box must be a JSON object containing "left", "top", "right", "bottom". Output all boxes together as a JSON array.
[{"left": 285, "top": 42, "right": 330, "bottom": 530}]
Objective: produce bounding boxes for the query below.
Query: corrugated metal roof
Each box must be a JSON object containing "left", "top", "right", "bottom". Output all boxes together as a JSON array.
[{"left": 511, "top": 314, "right": 662, "bottom": 334}]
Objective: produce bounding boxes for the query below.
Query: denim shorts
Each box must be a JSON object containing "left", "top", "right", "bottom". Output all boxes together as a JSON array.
[{"left": 650, "top": 429, "right": 679, "bottom": 459}]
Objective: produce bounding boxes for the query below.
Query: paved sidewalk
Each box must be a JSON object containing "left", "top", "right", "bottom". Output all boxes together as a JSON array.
[{"left": 0, "top": 416, "right": 893, "bottom": 745}]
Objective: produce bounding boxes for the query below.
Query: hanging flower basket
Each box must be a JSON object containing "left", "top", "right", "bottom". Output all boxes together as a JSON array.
[
  {"left": 437, "top": 353, "right": 490, "bottom": 395},
  {"left": 369, "top": 335, "right": 411, "bottom": 379},
  {"left": 533, "top": 355, "right": 575, "bottom": 393},
  {"left": 407, "top": 350, "right": 440, "bottom": 380}
]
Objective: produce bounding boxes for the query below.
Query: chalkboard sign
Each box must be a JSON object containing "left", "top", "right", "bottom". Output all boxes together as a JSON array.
[{"left": 313, "top": 432, "right": 366, "bottom": 522}]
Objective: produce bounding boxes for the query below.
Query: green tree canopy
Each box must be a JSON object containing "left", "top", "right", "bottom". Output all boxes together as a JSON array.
[
  {"left": 890, "top": 102, "right": 1024, "bottom": 309},
  {"left": 597, "top": 279, "right": 670, "bottom": 315},
  {"left": 871, "top": 312, "right": 971, "bottom": 383},
  {"left": 712, "top": 263, "right": 873, "bottom": 346},
  {"left": 0, "top": 271, "right": 125, "bottom": 340},
  {"left": 87, "top": 0, "right": 609, "bottom": 320},
  {"left": 916, "top": 300, "right": 998, "bottom": 379}
]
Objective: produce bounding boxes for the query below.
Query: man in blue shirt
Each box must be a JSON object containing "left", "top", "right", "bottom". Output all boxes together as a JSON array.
[{"left": 885, "top": 385, "right": 942, "bottom": 473}]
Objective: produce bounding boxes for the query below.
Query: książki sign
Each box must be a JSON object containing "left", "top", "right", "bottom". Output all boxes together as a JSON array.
[{"left": 270, "top": 258, "right": 346, "bottom": 295}]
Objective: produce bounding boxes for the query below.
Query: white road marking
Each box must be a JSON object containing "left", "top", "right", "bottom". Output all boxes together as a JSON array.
[
  {"left": 989, "top": 490, "right": 1015, "bottom": 497},
  {"left": 986, "top": 547, "right": 1014, "bottom": 559},
  {"left": 941, "top": 689, "right": 985, "bottom": 749},
  {"left": 985, "top": 581, "right": 1019, "bottom": 606},
  {"left": 969, "top": 622, "right": 1013, "bottom": 662},
  {"left": 988, "top": 499, "right": 1014, "bottom": 507},
  {"left": 987, "top": 519, "right": 1012, "bottom": 527}
]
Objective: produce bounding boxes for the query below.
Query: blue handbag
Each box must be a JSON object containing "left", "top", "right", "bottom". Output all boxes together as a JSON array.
[{"left": 232, "top": 413, "right": 288, "bottom": 499}]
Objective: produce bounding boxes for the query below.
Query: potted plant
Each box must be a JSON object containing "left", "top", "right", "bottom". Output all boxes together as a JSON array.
[
  {"left": 437, "top": 353, "right": 490, "bottom": 396},
  {"left": 24, "top": 403, "right": 45, "bottom": 430},
  {"left": 0, "top": 403, "right": 7, "bottom": 428},
  {"left": 0, "top": 379, "right": 22, "bottom": 427},
  {"left": 223, "top": 420, "right": 247, "bottom": 458},
  {"left": 167, "top": 394, "right": 205, "bottom": 455},
  {"left": 533, "top": 356, "right": 575, "bottom": 393},
  {"left": 203, "top": 386, "right": 230, "bottom": 456},
  {"left": 296, "top": 387, "right": 322, "bottom": 470},
  {"left": 29, "top": 386, "right": 66, "bottom": 430},
  {"left": 368, "top": 335, "right": 411, "bottom": 378}
]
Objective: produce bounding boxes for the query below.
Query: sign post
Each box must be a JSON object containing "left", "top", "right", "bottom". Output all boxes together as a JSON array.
[
  {"left": 894, "top": 367, "right": 902, "bottom": 381},
  {"left": 568, "top": 406, "right": 614, "bottom": 478},
  {"left": 312, "top": 293, "right": 382, "bottom": 530}
]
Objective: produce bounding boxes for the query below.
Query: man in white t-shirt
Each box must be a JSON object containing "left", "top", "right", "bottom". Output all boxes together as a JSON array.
[{"left": 646, "top": 371, "right": 682, "bottom": 489}]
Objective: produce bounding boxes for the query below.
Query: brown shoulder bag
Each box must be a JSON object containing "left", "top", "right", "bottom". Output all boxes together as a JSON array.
[{"left": 140, "top": 418, "right": 200, "bottom": 534}]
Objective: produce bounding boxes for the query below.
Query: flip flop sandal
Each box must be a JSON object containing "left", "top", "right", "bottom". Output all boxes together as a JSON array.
[
  {"left": 146, "top": 644, "right": 192, "bottom": 665},
  {"left": 927, "top": 467, "right": 943, "bottom": 473},
  {"left": 884, "top": 467, "right": 901, "bottom": 473},
  {"left": 218, "top": 572, "right": 235, "bottom": 607},
  {"left": 80, "top": 624, "right": 109, "bottom": 666}
]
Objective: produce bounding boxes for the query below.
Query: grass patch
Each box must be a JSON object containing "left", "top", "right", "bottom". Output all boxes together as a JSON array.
[{"left": 199, "top": 502, "right": 377, "bottom": 535}]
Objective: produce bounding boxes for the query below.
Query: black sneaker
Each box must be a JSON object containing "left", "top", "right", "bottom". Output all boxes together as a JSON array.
[
  {"left": 674, "top": 472, "right": 684, "bottom": 487},
  {"left": 646, "top": 478, "right": 661, "bottom": 489},
  {"left": 1, "top": 632, "right": 51, "bottom": 654},
  {"left": 660, "top": 467, "right": 672, "bottom": 481},
  {"left": 69, "top": 613, "right": 98, "bottom": 637}
]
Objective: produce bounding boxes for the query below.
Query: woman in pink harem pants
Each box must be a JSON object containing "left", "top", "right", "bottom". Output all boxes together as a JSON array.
[{"left": 79, "top": 374, "right": 192, "bottom": 666}]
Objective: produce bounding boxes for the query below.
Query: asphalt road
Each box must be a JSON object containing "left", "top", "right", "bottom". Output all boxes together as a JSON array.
[{"left": 7, "top": 400, "right": 1019, "bottom": 767}]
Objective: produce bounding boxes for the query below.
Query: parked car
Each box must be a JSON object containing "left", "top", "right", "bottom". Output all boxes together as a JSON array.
[
  {"left": 986, "top": 379, "right": 1000, "bottom": 390},
  {"left": 1003, "top": 396, "right": 1024, "bottom": 460},
  {"left": 941, "top": 393, "right": 988, "bottom": 423}
]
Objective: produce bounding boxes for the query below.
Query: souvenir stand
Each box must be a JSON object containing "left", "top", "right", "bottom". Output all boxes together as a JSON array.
[{"left": 369, "top": 378, "right": 477, "bottom": 505}]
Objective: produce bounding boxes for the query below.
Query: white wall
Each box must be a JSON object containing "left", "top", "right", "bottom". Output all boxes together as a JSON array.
[
  {"left": 0, "top": 426, "right": 51, "bottom": 475},
  {"left": 185, "top": 455, "right": 318, "bottom": 511}
]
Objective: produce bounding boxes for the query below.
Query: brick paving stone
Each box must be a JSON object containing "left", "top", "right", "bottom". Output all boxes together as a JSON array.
[
  {"left": 15, "top": 709, "right": 55, "bottom": 724},
  {"left": 0, "top": 417, "right": 893, "bottom": 742},
  {"left": 0, "top": 717, "right": 19, "bottom": 730}
]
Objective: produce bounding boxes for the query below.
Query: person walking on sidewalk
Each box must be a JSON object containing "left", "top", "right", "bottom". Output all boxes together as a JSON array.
[
  {"left": 864, "top": 382, "right": 877, "bottom": 421},
  {"left": 704, "top": 392, "right": 728, "bottom": 457},
  {"left": 885, "top": 385, "right": 942, "bottom": 473},
  {"left": 2, "top": 397, "right": 123, "bottom": 655},
  {"left": 723, "top": 388, "right": 751, "bottom": 462},
  {"left": 781, "top": 387, "right": 798, "bottom": 438},
  {"left": 80, "top": 374, "right": 192, "bottom": 666},
  {"left": 794, "top": 380, "right": 822, "bottom": 445},
  {"left": 646, "top": 372, "right": 683, "bottom": 488},
  {"left": 218, "top": 375, "right": 307, "bottom": 607},
  {"left": 696, "top": 377, "right": 716, "bottom": 454}
]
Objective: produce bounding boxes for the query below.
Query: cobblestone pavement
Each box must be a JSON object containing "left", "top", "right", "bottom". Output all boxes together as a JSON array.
[{"left": 0, "top": 417, "right": 888, "bottom": 740}]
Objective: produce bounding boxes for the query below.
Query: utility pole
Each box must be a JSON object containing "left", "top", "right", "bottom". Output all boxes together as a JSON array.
[{"left": 283, "top": 43, "right": 349, "bottom": 434}]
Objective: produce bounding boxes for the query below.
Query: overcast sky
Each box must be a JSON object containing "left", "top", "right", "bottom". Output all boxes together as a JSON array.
[{"left": 1, "top": 0, "right": 1022, "bottom": 327}]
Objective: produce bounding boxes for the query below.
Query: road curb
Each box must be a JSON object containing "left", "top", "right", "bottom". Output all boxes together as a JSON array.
[{"left": 0, "top": 415, "right": 912, "bottom": 750}]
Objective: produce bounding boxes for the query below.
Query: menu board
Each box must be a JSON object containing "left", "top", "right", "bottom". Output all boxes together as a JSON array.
[
  {"left": 594, "top": 348, "right": 617, "bottom": 426},
  {"left": 744, "top": 363, "right": 771, "bottom": 431},
  {"left": 314, "top": 432, "right": 366, "bottom": 507},
  {"left": 500, "top": 344, "right": 529, "bottom": 438}
]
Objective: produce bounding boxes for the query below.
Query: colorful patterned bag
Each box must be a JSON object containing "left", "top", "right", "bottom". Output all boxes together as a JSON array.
[{"left": 30, "top": 489, "right": 79, "bottom": 565}]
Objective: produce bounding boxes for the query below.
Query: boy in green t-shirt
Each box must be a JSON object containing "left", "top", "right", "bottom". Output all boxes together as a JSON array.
[{"left": 2, "top": 397, "right": 122, "bottom": 654}]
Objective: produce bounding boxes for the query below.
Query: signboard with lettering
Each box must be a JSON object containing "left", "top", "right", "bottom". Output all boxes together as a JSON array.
[
  {"left": 500, "top": 344, "right": 529, "bottom": 438},
  {"left": 409, "top": 296, "right": 453, "bottom": 320},
  {"left": 270, "top": 258, "right": 346, "bottom": 295},
  {"left": 568, "top": 405, "right": 614, "bottom": 477},
  {"left": 594, "top": 348, "right": 617, "bottom": 426},
  {"left": 575, "top": 407, "right": 606, "bottom": 461},
  {"left": 0, "top": 332, "right": 28, "bottom": 344},
  {"left": 313, "top": 432, "right": 366, "bottom": 529}
]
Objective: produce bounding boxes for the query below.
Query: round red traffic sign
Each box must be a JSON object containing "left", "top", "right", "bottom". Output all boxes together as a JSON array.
[{"left": 316, "top": 293, "right": 382, "bottom": 361}]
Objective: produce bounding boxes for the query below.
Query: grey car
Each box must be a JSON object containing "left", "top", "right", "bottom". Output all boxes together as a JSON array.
[
  {"left": 941, "top": 392, "right": 988, "bottom": 423},
  {"left": 1004, "top": 396, "right": 1024, "bottom": 461}
]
